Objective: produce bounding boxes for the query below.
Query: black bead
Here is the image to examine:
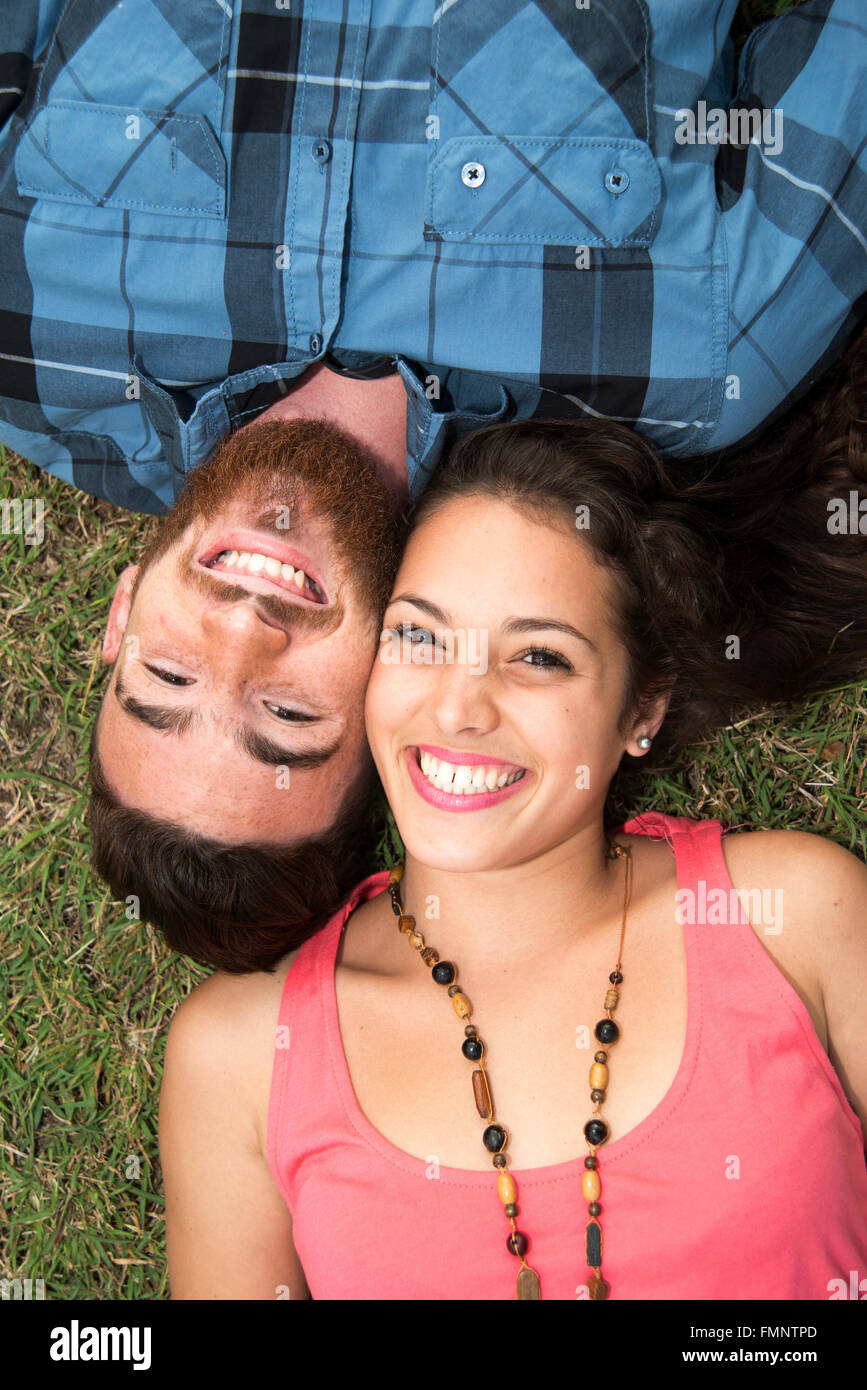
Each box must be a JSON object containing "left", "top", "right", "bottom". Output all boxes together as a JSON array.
[
  {"left": 432, "top": 961, "right": 455, "bottom": 986},
  {"left": 595, "top": 1018, "right": 620, "bottom": 1045},
  {"left": 484, "top": 1124, "right": 506, "bottom": 1153},
  {"left": 609, "top": 970, "right": 623, "bottom": 984},
  {"left": 589, "top": 1202, "right": 601, "bottom": 1217},
  {"left": 504, "top": 1203, "right": 518, "bottom": 1218},
  {"left": 584, "top": 1118, "right": 609, "bottom": 1146},
  {"left": 462, "top": 1038, "right": 483, "bottom": 1061},
  {"left": 507, "top": 1230, "right": 528, "bottom": 1257},
  {"left": 584, "top": 1155, "right": 598, "bottom": 1170},
  {"left": 389, "top": 890, "right": 402, "bottom": 917},
  {"left": 586, "top": 1220, "right": 602, "bottom": 1267}
]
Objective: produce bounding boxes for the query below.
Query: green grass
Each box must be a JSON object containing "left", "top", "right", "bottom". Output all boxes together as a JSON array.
[{"left": 2, "top": 0, "right": 855, "bottom": 1302}]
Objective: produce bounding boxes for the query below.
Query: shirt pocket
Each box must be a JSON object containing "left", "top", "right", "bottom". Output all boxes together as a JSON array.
[
  {"left": 13, "top": 0, "right": 231, "bottom": 218},
  {"left": 425, "top": 0, "right": 660, "bottom": 248},
  {"left": 15, "top": 101, "right": 226, "bottom": 217}
]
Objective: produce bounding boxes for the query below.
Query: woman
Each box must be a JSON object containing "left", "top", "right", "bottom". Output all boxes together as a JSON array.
[{"left": 159, "top": 415, "right": 867, "bottom": 1301}]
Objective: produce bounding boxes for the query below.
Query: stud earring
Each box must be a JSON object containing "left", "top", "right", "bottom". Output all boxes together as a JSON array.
[{"left": 636, "top": 735, "right": 652, "bottom": 750}]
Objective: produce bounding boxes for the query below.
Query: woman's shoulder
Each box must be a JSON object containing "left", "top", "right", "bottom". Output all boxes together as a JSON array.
[
  {"left": 163, "top": 954, "right": 305, "bottom": 1156},
  {"left": 165, "top": 952, "right": 302, "bottom": 1078},
  {"left": 719, "top": 824, "right": 867, "bottom": 890}
]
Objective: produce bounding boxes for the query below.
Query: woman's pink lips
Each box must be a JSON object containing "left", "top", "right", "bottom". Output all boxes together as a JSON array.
[
  {"left": 197, "top": 531, "right": 328, "bottom": 603},
  {"left": 416, "top": 742, "right": 526, "bottom": 771},
  {"left": 405, "top": 746, "right": 531, "bottom": 812}
]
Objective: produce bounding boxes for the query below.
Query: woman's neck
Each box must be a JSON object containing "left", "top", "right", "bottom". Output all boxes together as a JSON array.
[{"left": 397, "top": 820, "right": 627, "bottom": 982}]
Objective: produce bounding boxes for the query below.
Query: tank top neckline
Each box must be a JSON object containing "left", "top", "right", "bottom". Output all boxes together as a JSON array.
[{"left": 317, "top": 812, "right": 705, "bottom": 1184}]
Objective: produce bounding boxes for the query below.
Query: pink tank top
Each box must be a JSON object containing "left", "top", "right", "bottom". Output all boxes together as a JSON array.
[{"left": 266, "top": 812, "right": 867, "bottom": 1299}]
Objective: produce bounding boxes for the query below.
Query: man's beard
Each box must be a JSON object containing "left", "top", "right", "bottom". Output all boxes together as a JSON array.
[{"left": 132, "top": 415, "right": 403, "bottom": 619}]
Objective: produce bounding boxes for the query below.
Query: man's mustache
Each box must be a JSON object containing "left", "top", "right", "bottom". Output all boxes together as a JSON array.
[{"left": 182, "top": 557, "right": 343, "bottom": 634}]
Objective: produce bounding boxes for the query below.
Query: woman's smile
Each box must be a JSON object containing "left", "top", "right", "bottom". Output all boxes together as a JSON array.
[{"left": 403, "top": 743, "right": 533, "bottom": 812}]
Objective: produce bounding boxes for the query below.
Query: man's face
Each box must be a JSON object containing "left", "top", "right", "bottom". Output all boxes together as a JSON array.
[{"left": 96, "top": 417, "right": 400, "bottom": 843}]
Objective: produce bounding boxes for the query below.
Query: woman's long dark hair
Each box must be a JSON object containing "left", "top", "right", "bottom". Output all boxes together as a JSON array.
[{"left": 411, "top": 324, "right": 867, "bottom": 773}]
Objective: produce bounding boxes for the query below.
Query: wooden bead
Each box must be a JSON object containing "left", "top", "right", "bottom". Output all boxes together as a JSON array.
[
  {"left": 588, "top": 1274, "right": 609, "bottom": 1300},
  {"left": 582, "top": 1169, "right": 601, "bottom": 1203},
  {"left": 472, "top": 1068, "right": 493, "bottom": 1119},
  {"left": 589, "top": 1062, "right": 608, "bottom": 1091},
  {"left": 497, "top": 1172, "right": 517, "bottom": 1206},
  {"left": 605, "top": 989, "right": 619, "bottom": 1010},
  {"left": 388, "top": 864, "right": 404, "bottom": 883},
  {"left": 452, "top": 991, "right": 471, "bottom": 1018},
  {"left": 516, "top": 1266, "right": 541, "bottom": 1300},
  {"left": 408, "top": 931, "right": 424, "bottom": 949},
  {"left": 420, "top": 947, "right": 439, "bottom": 967},
  {"left": 398, "top": 914, "right": 415, "bottom": 934}
]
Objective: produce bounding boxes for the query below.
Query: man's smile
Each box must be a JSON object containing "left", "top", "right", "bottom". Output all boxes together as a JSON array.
[{"left": 198, "top": 528, "right": 329, "bottom": 604}]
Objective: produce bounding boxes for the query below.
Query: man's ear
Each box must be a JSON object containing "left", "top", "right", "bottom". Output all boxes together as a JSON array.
[
  {"left": 102, "top": 564, "right": 139, "bottom": 663},
  {"left": 624, "top": 683, "right": 674, "bottom": 758}
]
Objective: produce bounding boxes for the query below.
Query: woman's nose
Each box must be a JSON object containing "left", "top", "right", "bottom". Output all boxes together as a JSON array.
[{"left": 431, "top": 661, "right": 498, "bottom": 738}]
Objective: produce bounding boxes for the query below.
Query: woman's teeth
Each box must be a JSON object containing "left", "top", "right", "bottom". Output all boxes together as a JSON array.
[
  {"left": 211, "top": 550, "right": 323, "bottom": 599},
  {"left": 418, "top": 750, "right": 525, "bottom": 795}
]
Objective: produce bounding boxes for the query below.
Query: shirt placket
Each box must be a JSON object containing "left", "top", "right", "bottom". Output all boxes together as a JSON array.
[{"left": 283, "top": 0, "right": 372, "bottom": 358}]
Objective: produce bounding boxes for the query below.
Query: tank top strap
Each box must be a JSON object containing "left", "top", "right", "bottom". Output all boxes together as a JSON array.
[
  {"left": 614, "top": 810, "right": 736, "bottom": 902},
  {"left": 267, "top": 870, "right": 391, "bottom": 1212}
]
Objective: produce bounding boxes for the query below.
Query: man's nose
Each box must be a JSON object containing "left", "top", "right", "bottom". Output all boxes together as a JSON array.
[{"left": 200, "top": 598, "right": 289, "bottom": 662}]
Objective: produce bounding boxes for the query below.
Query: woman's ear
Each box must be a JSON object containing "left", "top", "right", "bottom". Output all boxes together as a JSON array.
[
  {"left": 101, "top": 565, "right": 139, "bottom": 663},
  {"left": 624, "top": 684, "right": 674, "bottom": 758}
]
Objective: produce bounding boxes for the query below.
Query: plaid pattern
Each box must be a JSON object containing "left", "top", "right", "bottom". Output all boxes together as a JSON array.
[{"left": 0, "top": 0, "right": 864, "bottom": 513}]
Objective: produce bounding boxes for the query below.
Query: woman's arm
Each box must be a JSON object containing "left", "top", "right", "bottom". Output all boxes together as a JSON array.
[
  {"left": 808, "top": 836, "right": 867, "bottom": 1145},
  {"left": 159, "top": 966, "right": 310, "bottom": 1299},
  {"left": 723, "top": 829, "right": 867, "bottom": 1141}
]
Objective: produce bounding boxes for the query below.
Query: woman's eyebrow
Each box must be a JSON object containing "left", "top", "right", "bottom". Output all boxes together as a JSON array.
[{"left": 389, "top": 596, "right": 598, "bottom": 654}]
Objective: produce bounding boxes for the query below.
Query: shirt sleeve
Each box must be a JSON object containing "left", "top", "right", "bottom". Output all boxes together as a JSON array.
[
  {"left": 710, "top": 0, "right": 867, "bottom": 449},
  {"left": 0, "top": 0, "right": 67, "bottom": 149}
]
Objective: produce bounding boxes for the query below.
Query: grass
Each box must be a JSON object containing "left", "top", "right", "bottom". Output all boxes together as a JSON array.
[{"left": 1, "top": 0, "right": 858, "bottom": 1303}]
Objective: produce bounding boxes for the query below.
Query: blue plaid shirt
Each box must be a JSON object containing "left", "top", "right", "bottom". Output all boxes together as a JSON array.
[{"left": 0, "top": 0, "right": 864, "bottom": 512}]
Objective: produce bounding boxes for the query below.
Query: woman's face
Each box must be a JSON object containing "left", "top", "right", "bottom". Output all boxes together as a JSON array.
[{"left": 364, "top": 493, "right": 657, "bottom": 872}]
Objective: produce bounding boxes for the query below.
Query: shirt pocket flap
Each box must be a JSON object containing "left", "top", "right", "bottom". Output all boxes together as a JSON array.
[
  {"left": 426, "top": 136, "right": 660, "bottom": 247},
  {"left": 15, "top": 100, "right": 226, "bottom": 218}
]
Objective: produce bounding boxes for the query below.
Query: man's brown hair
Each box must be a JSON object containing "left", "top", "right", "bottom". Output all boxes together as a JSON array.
[{"left": 89, "top": 718, "right": 379, "bottom": 973}]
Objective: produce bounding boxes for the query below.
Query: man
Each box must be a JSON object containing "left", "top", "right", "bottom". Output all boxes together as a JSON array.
[
  {"left": 89, "top": 401, "right": 405, "bottom": 970},
  {"left": 1, "top": 0, "right": 865, "bottom": 950}
]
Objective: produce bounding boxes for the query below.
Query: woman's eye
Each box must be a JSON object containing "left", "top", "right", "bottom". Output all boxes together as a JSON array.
[
  {"left": 391, "top": 623, "right": 435, "bottom": 645},
  {"left": 518, "top": 647, "right": 571, "bottom": 670},
  {"left": 145, "top": 665, "right": 194, "bottom": 686}
]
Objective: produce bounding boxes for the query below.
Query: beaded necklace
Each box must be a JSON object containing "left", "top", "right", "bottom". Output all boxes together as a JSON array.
[{"left": 387, "top": 840, "right": 633, "bottom": 1300}]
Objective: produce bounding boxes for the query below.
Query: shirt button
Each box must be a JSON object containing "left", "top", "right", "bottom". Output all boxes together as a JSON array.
[
  {"left": 311, "top": 138, "right": 332, "bottom": 165},
  {"left": 309, "top": 333, "right": 322, "bottom": 355},
  {"left": 461, "top": 160, "right": 486, "bottom": 188},
  {"left": 604, "top": 168, "right": 629, "bottom": 195}
]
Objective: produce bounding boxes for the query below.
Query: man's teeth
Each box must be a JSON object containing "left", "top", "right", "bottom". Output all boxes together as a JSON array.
[
  {"left": 418, "top": 751, "right": 525, "bottom": 795},
  {"left": 212, "top": 550, "right": 322, "bottom": 598}
]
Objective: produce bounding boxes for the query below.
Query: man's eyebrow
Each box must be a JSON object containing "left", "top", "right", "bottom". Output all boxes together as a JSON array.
[
  {"left": 388, "top": 595, "right": 599, "bottom": 654},
  {"left": 113, "top": 674, "right": 342, "bottom": 768},
  {"left": 115, "top": 675, "right": 199, "bottom": 734},
  {"left": 235, "top": 724, "right": 342, "bottom": 769}
]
